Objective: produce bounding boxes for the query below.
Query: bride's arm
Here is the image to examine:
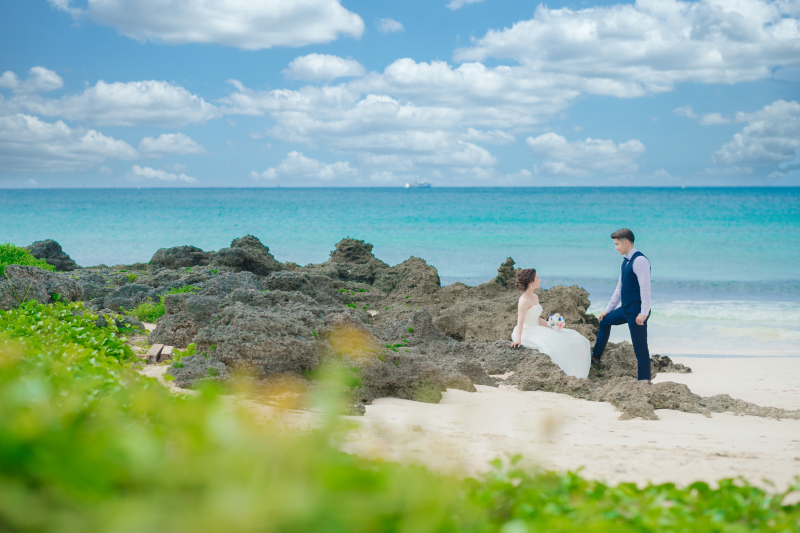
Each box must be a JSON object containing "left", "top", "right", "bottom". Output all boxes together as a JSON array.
[
  {"left": 510, "top": 298, "right": 532, "bottom": 347},
  {"left": 539, "top": 317, "right": 548, "bottom": 327}
]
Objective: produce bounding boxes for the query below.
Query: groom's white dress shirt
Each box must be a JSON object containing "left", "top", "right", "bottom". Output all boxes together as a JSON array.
[{"left": 604, "top": 247, "right": 651, "bottom": 316}]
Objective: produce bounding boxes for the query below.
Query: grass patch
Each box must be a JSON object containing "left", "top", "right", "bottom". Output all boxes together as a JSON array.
[
  {"left": 128, "top": 285, "right": 200, "bottom": 323},
  {"left": 0, "top": 242, "right": 55, "bottom": 276}
]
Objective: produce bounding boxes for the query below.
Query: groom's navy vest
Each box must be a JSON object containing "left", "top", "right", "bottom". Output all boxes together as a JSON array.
[{"left": 620, "top": 251, "right": 648, "bottom": 310}]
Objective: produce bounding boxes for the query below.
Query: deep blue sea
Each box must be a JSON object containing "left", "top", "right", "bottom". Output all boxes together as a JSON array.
[{"left": 3, "top": 188, "right": 799, "bottom": 356}]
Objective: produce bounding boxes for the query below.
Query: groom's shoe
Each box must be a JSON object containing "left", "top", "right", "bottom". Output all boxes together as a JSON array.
[{"left": 591, "top": 356, "right": 602, "bottom": 366}]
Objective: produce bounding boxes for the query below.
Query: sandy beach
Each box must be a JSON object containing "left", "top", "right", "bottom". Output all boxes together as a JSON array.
[{"left": 340, "top": 356, "right": 800, "bottom": 492}]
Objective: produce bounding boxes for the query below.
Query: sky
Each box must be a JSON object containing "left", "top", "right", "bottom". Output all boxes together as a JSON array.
[{"left": 0, "top": 0, "right": 799, "bottom": 188}]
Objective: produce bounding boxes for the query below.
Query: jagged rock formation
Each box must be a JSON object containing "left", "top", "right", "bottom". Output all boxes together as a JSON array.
[
  {"left": 25, "top": 240, "right": 79, "bottom": 271},
  {"left": 209, "top": 235, "right": 284, "bottom": 276},
  {"left": 149, "top": 245, "right": 211, "bottom": 270},
  {"left": 34, "top": 234, "right": 795, "bottom": 422},
  {"left": 0, "top": 265, "right": 83, "bottom": 310}
]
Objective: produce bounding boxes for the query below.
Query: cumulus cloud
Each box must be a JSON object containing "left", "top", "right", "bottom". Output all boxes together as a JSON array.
[
  {"left": 698, "top": 113, "right": 731, "bottom": 126},
  {"left": 0, "top": 67, "right": 64, "bottom": 94},
  {"left": 48, "top": 0, "right": 364, "bottom": 50},
  {"left": 461, "top": 128, "right": 515, "bottom": 144},
  {"left": 456, "top": 0, "right": 800, "bottom": 96},
  {"left": 221, "top": 82, "right": 504, "bottom": 171},
  {"left": 283, "top": 54, "right": 366, "bottom": 82},
  {"left": 0, "top": 114, "right": 137, "bottom": 172},
  {"left": 376, "top": 18, "right": 404, "bottom": 34},
  {"left": 713, "top": 100, "right": 800, "bottom": 165},
  {"left": 2, "top": 80, "right": 220, "bottom": 127},
  {"left": 675, "top": 106, "right": 732, "bottom": 125},
  {"left": 673, "top": 106, "right": 697, "bottom": 118},
  {"left": 138, "top": 133, "right": 206, "bottom": 156},
  {"left": 251, "top": 151, "right": 357, "bottom": 182},
  {"left": 527, "top": 133, "right": 646, "bottom": 177},
  {"left": 127, "top": 165, "right": 196, "bottom": 183},
  {"left": 447, "top": 0, "right": 486, "bottom": 10}
]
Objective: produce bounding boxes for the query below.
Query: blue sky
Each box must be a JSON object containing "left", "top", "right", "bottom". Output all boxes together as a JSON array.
[{"left": 1, "top": 0, "right": 798, "bottom": 188}]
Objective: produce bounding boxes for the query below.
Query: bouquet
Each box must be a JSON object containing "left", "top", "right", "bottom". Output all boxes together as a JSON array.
[{"left": 547, "top": 313, "right": 565, "bottom": 330}]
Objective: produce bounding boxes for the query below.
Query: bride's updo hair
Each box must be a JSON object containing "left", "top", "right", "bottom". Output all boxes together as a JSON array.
[{"left": 515, "top": 268, "right": 537, "bottom": 291}]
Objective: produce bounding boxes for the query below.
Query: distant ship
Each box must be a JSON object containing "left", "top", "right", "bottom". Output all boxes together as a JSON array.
[{"left": 404, "top": 181, "right": 431, "bottom": 188}]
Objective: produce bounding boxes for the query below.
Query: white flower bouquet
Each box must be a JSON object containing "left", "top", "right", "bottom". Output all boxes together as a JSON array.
[{"left": 547, "top": 313, "right": 565, "bottom": 330}]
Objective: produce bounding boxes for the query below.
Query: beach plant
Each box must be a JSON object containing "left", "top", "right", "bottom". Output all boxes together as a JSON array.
[
  {"left": 0, "top": 242, "right": 55, "bottom": 276},
  {"left": 0, "top": 301, "right": 798, "bottom": 532},
  {"left": 125, "top": 273, "right": 138, "bottom": 282},
  {"left": 128, "top": 285, "right": 201, "bottom": 322}
]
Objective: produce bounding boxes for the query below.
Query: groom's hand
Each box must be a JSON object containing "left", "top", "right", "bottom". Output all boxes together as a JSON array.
[
  {"left": 598, "top": 311, "right": 608, "bottom": 322},
  {"left": 636, "top": 313, "right": 647, "bottom": 325}
]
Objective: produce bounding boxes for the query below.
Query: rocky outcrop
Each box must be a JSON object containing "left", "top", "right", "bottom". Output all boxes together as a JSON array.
[
  {"left": 25, "top": 240, "right": 78, "bottom": 271},
  {"left": 68, "top": 235, "right": 799, "bottom": 422},
  {"left": 102, "top": 284, "right": 156, "bottom": 311},
  {"left": 0, "top": 265, "right": 83, "bottom": 310},
  {"left": 149, "top": 245, "right": 211, "bottom": 270},
  {"left": 209, "top": 235, "right": 284, "bottom": 276}
]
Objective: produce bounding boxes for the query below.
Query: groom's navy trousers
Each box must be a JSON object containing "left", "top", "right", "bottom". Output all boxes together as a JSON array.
[{"left": 592, "top": 302, "right": 651, "bottom": 381}]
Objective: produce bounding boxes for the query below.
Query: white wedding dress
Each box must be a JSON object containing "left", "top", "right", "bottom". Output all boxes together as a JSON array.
[{"left": 511, "top": 304, "right": 591, "bottom": 379}]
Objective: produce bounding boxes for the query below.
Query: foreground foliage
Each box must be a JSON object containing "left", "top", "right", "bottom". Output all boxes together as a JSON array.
[
  {"left": 0, "top": 242, "right": 55, "bottom": 277},
  {"left": 0, "top": 301, "right": 798, "bottom": 532}
]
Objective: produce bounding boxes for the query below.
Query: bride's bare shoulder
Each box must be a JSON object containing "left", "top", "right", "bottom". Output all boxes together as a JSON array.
[{"left": 518, "top": 293, "right": 537, "bottom": 309}]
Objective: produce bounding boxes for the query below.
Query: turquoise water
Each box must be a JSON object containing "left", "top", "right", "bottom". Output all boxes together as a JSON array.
[{"left": 3, "top": 187, "right": 799, "bottom": 354}]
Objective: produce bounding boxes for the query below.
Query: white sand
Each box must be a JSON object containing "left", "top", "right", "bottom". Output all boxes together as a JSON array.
[{"left": 341, "top": 356, "right": 800, "bottom": 491}]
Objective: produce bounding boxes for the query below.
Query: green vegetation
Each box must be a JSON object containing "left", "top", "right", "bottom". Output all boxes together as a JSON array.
[
  {"left": 408, "top": 327, "right": 414, "bottom": 333},
  {"left": 0, "top": 242, "right": 55, "bottom": 276},
  {"left": 128, "top": 285, "right": 200, "bottom": 323},
  {"left": 0, "top": 301, "right": 798, "bottom": 532},
  {"left": 125, "top": 273, "right": 138, "bottom": 282}
]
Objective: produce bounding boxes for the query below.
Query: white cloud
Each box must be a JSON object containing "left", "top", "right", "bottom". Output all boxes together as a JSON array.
[
  {"left": 675, "top": 106, "right": 732, "bottom": 125},
  {"left": 461, "top": 128, "right": 515, "bottom": 144},
  {"left": 673, "top": 106, "right": 697, "bottom": 118},
  {"left": 49, "top": 0, "right": 364, "bottom": 50},
  {"left": 127, "top": 165, "right": 196, "bottom": 183},
  {"left": 698, "top": 113, "right": 731, "bottom": 126},
  {"left": 0, "top": 67, "right": 64, "bottom": 94},
  {"left": 164, "top": 163, "right": 188, "bottom": 173},
  {"left": 138, "top": 133, "right": 206, "bottom": 156},
  {"left": 221, "top": 82, "right": 505, "bottom": 170},
  {"left": 251, "top": 151, "right": 357, "bottom": 182},
  {"left": 98, "top": 166, "right": 114, "bottom": 175},
  {"left": 2, "top": 80, "right": 220, "bottom": 127},
  {"left": 0, "top": 114, "right": 137, "bottom": 172},
  {"left": 376, "top": 18, "right": 404, "bottom": 34},
  {"left": 456, "top": 0, "right": 800, "bottom": 96},
  {"left": 283, "top": 54, "right": 366, "bottom": 82},
  {"left": 447, "top": 0, "right": 486, "bottom": 10},
  {"left": 527, "top": 133, "right": 646, "bottom": 177},
  {"left": 713, "top": 100, "right": 800, "bottom": 165},
  {"left": 699, "top": 166, "right": 753, "bottom": 175}
]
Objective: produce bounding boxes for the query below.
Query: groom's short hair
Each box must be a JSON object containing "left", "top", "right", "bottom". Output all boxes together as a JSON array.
[{"left": 611, "top": 228, "right": 635, "bottom": 243}]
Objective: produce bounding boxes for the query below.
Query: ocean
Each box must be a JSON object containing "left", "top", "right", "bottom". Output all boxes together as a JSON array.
[{"left": 3, "top": 187, "right": 799, "bottom": 357}]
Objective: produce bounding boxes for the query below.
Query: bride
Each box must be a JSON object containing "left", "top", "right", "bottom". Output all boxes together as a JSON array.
[{"left": 510, "top": 268, "right": 591, "bottom": 379}]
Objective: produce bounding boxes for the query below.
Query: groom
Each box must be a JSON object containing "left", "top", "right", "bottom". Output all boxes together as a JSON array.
[{"left": 591, "top": 228, "right": 652, "bottom": 381}]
